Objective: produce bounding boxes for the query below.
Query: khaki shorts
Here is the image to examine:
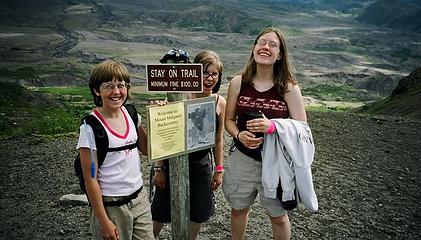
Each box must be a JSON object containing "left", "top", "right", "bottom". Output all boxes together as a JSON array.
[
  {"left": 222, "top": 148, "right": 287, "bottom": 217},
  {"left": 90, "top": 189, "right": 154, "bottom": 240}
]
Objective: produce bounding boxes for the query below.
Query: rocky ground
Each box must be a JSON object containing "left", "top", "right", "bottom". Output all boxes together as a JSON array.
[{"left": 1, "top": 111, "right": 421, "bottom": 240}]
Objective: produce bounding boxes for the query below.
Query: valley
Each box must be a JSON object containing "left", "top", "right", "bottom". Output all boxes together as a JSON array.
[
  {"left": 1, "top": 1, "right": 420, "bottom": 102},
  {"left": 1, "top": 1, "right": 421, "bottom": 239}
]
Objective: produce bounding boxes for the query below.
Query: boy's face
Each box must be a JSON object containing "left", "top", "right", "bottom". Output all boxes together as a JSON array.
[
  {"left": 95, "top": 77, "right": 128, "bottom": 110},
  {"left": 165, "top": 59, "right": 181, "bottom": 64}
]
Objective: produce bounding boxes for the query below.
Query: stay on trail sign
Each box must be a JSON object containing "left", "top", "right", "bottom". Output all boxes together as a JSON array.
[{"left": 146, "top": 64, "right": 203, "bottom": 92}]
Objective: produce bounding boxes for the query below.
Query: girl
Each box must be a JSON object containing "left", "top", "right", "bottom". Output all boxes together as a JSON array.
[{"left": 223, "top": 27, "right": 306, "bottom": 240}]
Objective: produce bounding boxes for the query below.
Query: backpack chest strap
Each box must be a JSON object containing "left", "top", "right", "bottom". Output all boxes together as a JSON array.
[{"left": 107, "top": 141, "right": 138, "bottom": 152}]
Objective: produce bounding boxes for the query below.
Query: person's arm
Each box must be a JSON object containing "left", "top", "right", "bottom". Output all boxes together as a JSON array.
[
  {"left": 225, "top": 76, "right": 262, "bottom": 149},
  {"left": 153, "top": 159, "right": 167, "bottom": 189},
  {"left": 211, "top": 96, "right": 226, "bottom": 191},
  {"left": 80, "top": 148, "right": 119, "bottom": 240},
  {"left": 284, "top": 83, "right": 307, "bottom": 122},
  {"left": 224, "top": 76, "right": 240, "bottom": 139},
  {"left": 137, "top": 125, "right": 148, "bottom": 156}
]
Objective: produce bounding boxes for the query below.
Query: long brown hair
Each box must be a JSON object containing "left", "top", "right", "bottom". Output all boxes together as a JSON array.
[{"left": 242, "top": 27, "right": 296, "bottom": 94}]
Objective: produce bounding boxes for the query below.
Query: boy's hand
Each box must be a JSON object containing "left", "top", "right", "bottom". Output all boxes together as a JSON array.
[
  {"left": 150, "top": 99, "right": 168, "bottom": 106},
  {"left": 100, "top": 218, "right": 120, "bottom": 240},
  {"left": 154, "top": 171, "right": 167, "bottom": 189}
]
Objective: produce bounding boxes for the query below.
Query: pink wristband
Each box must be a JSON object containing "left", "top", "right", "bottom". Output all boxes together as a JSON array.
[
  {"left": 267, "top": 120, "right": 276, "bottom": 134},
  {"left": 215, "top": 165, "right": 224, "bottom": 173}
]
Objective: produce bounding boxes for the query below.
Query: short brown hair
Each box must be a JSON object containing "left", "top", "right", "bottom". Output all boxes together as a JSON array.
[
  {"left": 194, "top": 51, "right": 224, "bottom": 93},
  {"left": 89, "top": 60, "right": 130, "bottom": 106}
]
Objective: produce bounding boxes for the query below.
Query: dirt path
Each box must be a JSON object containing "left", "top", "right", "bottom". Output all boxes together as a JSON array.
[{"left": 1, "top": 111, "right": 420, "bottom": 240}]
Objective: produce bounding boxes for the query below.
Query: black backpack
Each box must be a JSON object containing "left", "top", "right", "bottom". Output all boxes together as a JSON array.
[{"left": 74, "top": 104, "right": 139, "bottom": 194}]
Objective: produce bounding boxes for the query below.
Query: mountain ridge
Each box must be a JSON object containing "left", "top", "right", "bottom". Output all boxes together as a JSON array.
[
  {"left": 361, "top": 67, "right": 421, "bottom": 120},
  {"left": 1, "top": 0, "right": 421, "bottom": 121},
  {"left": 357, "top": 0, "right": 421, "bottom": 33}
]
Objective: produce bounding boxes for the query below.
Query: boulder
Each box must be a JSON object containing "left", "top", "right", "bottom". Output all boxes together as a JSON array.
[{"left": 59, "top": 194, "right": 89, "bottom": 206}]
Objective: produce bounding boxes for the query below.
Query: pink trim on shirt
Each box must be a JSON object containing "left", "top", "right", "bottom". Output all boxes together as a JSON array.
[{"left": 93, "top": 108, "right": 130, "bottom": 139}]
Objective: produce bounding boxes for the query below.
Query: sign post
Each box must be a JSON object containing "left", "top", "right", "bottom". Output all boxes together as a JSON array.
[
  {"left": 146, "top": 64, "right": 204, "bottom": 240},
  {"left": 167, "top": 93, "right": 189, "bottom": 240}
]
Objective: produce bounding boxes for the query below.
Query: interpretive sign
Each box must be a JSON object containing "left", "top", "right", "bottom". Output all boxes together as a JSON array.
[
  {"left": 146, "top": 64, "right": 203, "bottom": 92},
  {"left": 148, "top": 102, "right": 185, "bottom": 161},
  {"left": 147, "top": 96, "right": 215, "bottom": 161}
]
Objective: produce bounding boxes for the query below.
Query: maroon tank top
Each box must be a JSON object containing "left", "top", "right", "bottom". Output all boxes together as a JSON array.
[{"left": 234, "top": 82, "right": 290, "bottom": 160}]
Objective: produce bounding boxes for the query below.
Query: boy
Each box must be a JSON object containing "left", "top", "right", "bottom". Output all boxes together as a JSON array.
[{"left": 76, "top": 60, "right": 154, "bottom": 240}]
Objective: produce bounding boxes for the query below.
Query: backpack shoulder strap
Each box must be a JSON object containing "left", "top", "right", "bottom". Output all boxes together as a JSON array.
[
  {"left": 124, "top": 104, "right": 138, "bottom": 129},
  {"left": 81, "top": 115, "right": 108, "bottom": 167}
]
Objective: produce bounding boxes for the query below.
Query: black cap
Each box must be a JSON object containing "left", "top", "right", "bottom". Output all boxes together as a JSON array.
[{"left": 160, "top": 48, "right": 191, "bottom": 63}]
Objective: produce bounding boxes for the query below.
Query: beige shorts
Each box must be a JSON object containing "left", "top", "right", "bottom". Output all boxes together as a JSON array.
[
  {"left": 90, "top": 189, "right": 154, "bottom": 240},
  {"left": 222, "top": 148, "right": 287, "bottom": 217}
]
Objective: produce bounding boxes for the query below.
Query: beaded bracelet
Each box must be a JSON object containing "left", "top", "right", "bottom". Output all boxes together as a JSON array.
[{"left": 154, "top": 165, "right": 165, "bottom": 172}]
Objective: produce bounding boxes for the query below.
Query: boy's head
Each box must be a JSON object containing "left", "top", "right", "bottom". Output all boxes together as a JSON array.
[
  {"left": 160, "top": 48, "right": 191, "bottom": 63},
  {"left": 89, "top": 60, "right": 130, "bottom": 107}
]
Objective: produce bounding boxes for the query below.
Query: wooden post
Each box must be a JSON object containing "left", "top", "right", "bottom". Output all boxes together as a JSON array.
[{"left": 167, "top": 93, "right": 190, "bottom": 240}]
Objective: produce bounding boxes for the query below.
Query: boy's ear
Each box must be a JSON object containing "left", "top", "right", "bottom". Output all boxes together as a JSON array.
[{"left": 94, "top": 88, "right": 101, "bottom": 96}]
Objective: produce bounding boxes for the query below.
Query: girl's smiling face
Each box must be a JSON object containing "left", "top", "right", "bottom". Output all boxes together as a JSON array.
[
  {"left": 202, "top": 63, "right": 220, "bottom": 95},
  {"left": 253, "top": 31, "right": 282, "bottom": 66}
]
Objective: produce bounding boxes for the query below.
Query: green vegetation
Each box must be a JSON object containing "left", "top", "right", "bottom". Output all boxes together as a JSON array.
[
  {"left": 131, "top": 92, "right": 166, "bottom": 101},
  {"left": 35, "top": 85, "right": 92, "bottom": 100},
  {"left": 0, "top": 67, "right": 42, "bottom": 79},
  {"left": 361, "top": 92, "right": 420, "bottom": 119},
  {"left": 35, "top": 85, "right": 166, "bottom": 103},
  {"left": 302, "top": 83, "right": 363, "bottom": 102},
  {"left": 360, "top": 97, "right": 391, "bottom": 114},
  {"left": 0, "top": 104, "right": 89, "bottom": 138},
  {"left": 0, "top": 83, "right": 167, "bottom": 139},
  {"left": 0, "top": 83, "right": 90, "bottom": 139},
  {"left": 306, "top": 105, "right": 352, "bottom": 113}
]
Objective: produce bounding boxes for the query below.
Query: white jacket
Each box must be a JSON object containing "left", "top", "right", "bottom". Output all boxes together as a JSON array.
[{"left": 262, "top": 119, "right": 318, "bottom": 213}]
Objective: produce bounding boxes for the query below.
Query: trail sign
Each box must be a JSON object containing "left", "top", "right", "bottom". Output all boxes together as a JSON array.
[
  {"left": 146, "top": 96, "right": 215, "bottom": 161},
  {"left": 146, "top": 64, "right": 203, "bottom": 92}
]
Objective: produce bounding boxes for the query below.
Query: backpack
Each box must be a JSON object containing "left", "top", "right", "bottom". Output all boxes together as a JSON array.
[{"left": 74, "top": 104, "right": 139, "bottom": 194}]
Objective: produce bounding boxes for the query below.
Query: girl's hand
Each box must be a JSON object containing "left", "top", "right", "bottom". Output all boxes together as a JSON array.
[
  {"left": 246, "top": 116, "right": 271, "bottom": 134},
  {"left": 211, "top": 172, "right": 223, "bottom": 191},
  {"left": 237, "top": 131, "right": 263, "bottom": 149}
]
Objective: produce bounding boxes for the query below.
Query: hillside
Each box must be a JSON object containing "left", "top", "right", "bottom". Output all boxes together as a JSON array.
[
  {"left": 361, "top": 67, "right": 421, "bottom": 120},
  {"left": 358, "top": 0, "right": 421, "bottom": 33},
  {"left": 1, "top": 110, "right": 420, "bottom": 239}
]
